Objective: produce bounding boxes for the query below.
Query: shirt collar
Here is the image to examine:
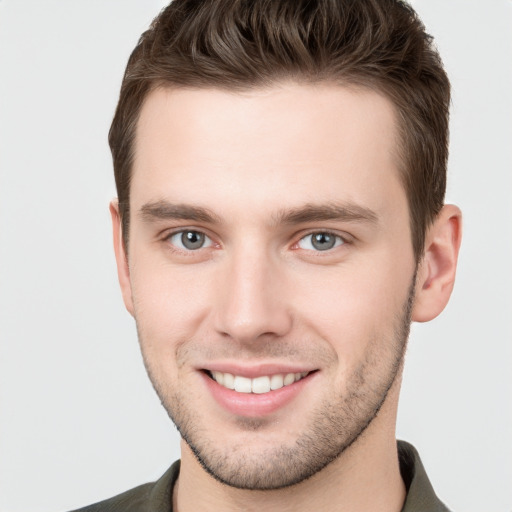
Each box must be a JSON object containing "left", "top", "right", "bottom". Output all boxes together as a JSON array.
[{"left": 398, "top": 440, "right": 451, "bottom": 511}]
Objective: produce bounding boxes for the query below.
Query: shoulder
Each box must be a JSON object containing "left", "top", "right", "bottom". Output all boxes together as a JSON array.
[
  {"left": 398, "top": 441, "right": 451, "bottom": 512},
  {"left": 68, "top": 461, "right": 180, "bottom": 512},
  {"left": 69, "top": 482, "right": 154, "bottom": 512}
]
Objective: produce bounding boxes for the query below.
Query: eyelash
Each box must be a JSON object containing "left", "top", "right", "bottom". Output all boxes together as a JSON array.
[
  {"left": 162, "top": 228, "right": 349, "bottom": 254},
  {"left": 164, "top": 229, "right": 214, "bottom": 252},
  {"left": 294, "top": 231, "right": 347, "bottom": 252}
]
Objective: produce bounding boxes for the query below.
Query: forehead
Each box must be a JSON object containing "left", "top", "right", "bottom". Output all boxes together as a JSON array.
[{"left": 132, "top": 83, "right": 404, "bottom": 220}]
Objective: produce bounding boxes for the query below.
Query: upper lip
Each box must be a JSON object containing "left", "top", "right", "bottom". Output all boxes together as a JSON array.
[{"left": 199, "top": 363, "right": 316, "bottom": 378}]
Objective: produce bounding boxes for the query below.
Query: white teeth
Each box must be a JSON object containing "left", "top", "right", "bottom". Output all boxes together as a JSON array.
[
  {"left": 234, "top": 376, "right": 252, "bottom": 393},
  {"left": 210, "top": 370, "right": 310, "bottom": 394},
  {"left": 283, "top": 373, "right": 295, "bottom": 386},
  {"left": 212, "top": 371, "right": 224, "bottom": 386},
  {"left": 252, "top": 376, "right": 270, "bottom": 394},
  {"left": 223, "top": 373, "right": 235, "bottom": 390},
  {"left": 270, "top": 374, "right": 284, "bottom": 390}
]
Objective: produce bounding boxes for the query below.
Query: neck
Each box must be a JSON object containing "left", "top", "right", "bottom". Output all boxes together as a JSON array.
[{"left": 173, "top": 382, "right": 405, "bottom": 512}]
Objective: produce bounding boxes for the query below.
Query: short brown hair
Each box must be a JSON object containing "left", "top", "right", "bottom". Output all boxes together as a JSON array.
[{"left": 109, "top": 0, "right": 450, "bottom": 261}]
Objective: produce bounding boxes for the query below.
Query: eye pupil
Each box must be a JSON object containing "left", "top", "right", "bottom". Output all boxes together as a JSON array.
[
  {"left": 311, "top": 232, "right": 336, "bottom": 251},
  {"left": 181, "top": 231, "right": 205, "bottom": 250}
]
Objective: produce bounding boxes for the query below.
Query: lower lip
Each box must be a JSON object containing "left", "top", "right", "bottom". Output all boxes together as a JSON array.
[{"left": 202, "top": 372, "right": 313, "bottom": 417}]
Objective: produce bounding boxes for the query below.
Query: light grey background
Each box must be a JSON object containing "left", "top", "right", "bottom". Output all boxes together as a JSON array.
[{"left": 0, "top": 1, "right": 510, "bottom": 511}]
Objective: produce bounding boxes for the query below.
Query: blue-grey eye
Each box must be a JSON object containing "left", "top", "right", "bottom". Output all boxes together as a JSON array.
[
  {"left": 298, "top": 232, "right": 344, "bottom": 251},
  {"left": 169, "top": 230, "right": 212, "bottom": 250}
]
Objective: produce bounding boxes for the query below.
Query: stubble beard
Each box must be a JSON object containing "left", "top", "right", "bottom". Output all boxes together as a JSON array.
[{"left": 138, "top": 279, "right": 415, "bottom": 491}]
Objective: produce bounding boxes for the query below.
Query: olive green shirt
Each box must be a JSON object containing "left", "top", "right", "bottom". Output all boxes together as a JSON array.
[{"left": 71, "top": 441, "right": 450, "bottom": 511}]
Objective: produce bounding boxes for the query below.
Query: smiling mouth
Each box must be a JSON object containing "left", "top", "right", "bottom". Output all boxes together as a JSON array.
[{"left": 206, "top": 370, "right": 312, "bottom": 394}]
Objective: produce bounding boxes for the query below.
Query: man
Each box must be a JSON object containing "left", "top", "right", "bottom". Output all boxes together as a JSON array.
[{"left": 74, "top": 0, "right": 461, "bottom": 510}]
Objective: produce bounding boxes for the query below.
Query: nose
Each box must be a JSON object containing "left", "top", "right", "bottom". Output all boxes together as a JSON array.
[{"left": 213, "top": 246, "right": 293, "bottom": 344}]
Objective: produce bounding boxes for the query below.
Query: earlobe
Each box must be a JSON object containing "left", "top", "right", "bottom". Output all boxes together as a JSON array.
[
  {"left": 412, "top": 204, "right": 462, "bottom": 323},
  {"left": 109, "top": 200, "right": 135, "bottom": 316}
]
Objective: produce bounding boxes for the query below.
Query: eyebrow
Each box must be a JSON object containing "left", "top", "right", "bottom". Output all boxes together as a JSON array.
[
  {"left": 138, "top": 200, "right": 378, "bottom": 226},
  {"left": 139, "top": 201, "right": 221, "bottom": 224},
  {"left": 273, "top": 202, "right": 379, "bottom": 226}
]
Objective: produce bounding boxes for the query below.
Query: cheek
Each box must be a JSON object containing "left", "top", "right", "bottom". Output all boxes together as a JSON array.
[
  {"left": 129, "top": 256, "right": 213, "bottom": 358},
  {"left": 291, "top": 260, "right": 413, "bottom": 362}
]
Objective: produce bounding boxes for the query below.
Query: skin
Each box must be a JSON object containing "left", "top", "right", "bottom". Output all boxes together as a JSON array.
[{"left": 111, "top": 83, "right": 462, "bottom": 512}]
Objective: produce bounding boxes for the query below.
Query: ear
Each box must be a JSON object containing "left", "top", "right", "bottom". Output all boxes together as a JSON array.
[
  {"left": 110, "top": 200, "right": 135, "bottom": 316},
  {"left": 412, "top": 204, "right": 462, "bottom": 322}
]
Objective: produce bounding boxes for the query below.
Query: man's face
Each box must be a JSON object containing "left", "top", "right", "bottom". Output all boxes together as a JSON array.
[{"left": 121, "top": 83, "right": 417, "bottom": 489}]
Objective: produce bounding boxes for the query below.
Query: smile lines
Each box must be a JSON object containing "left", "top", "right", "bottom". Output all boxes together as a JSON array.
[{"left": 209, "top": 371, "right": 310, "bottom": 394}]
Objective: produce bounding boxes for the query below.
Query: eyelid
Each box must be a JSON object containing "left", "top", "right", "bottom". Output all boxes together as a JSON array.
[
  {"left": 162, "top": 227, "right": 217, "bottom": 252},
  {"left": 158, "top": 226, "right": 351, "bottom": 253},
  {"left": 292, "top": 229, "right": 351, "bottom": 251}
]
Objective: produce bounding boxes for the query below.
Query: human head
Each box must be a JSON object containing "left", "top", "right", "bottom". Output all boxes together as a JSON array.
[
  {"left": 111, "top": 83, "right": 461, "bottom": 491},
  {"left": 109, "top": 0, "right": 450, "bottom": 262}
]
